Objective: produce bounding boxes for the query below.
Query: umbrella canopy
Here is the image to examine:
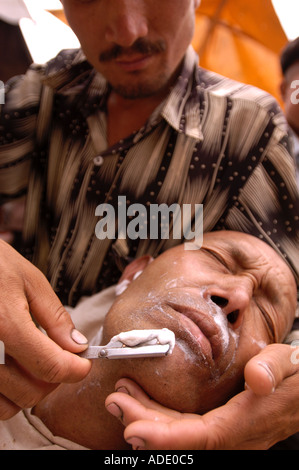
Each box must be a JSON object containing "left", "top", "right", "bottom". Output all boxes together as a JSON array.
[{"left": 192, "top": 0, "right": 288, "bottom": 106}]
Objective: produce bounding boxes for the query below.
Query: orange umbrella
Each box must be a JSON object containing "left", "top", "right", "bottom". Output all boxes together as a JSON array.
[{"left": 192, "top": 0, "right": 288, "bottom": 106}]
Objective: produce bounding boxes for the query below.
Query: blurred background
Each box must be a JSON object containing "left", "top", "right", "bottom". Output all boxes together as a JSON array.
[{"left": 0, "top": 0, "right": 299, "bottom": 106}]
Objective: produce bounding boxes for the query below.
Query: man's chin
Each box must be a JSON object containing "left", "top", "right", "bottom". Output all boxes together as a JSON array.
[
  {"left": 112, "top": 85, "right": 156, "bottom": 100},
  {"left": 110, "top": 81, "right": 167, "bottom": 100},
  {"left": 108, "top": 68, "right": 173, "bottom": 100}
]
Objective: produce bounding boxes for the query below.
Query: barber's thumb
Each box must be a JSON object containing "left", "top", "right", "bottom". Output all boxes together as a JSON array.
[
  {"left": 244, "top": 344, "right": 298, "bottom": 395},
  {"left": 44, "top": 304, "right": 89, "bottom": 353},
  {"left": 43, "top": 305, "right": 88, "bottom": 353},
  {"left": 26, "top": 273, "right": 88, "bottom": 353}
]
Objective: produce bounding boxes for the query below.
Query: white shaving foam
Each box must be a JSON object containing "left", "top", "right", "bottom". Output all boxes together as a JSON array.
[
  {"left": 109, "top": 328, "right": 175, "bottom": 354},
  {"left": 115, "top": 279, "right": 130, "bottom": 296}
]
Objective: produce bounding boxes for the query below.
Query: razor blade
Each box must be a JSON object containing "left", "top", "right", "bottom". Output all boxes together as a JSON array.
[{"left": 78, "top": 341, "right": 170, "bottom": 359}]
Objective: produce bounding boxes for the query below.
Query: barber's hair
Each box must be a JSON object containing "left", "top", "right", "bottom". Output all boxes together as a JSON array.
[{"left": 280, "top": 37, "right": 299, "bottom": 75}]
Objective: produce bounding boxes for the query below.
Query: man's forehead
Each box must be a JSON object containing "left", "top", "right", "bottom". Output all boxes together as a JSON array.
[{"left": 201, "top": 232, "right": 253, "bottom": 253}]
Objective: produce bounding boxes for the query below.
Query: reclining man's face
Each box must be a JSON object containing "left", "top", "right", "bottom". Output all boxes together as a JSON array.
[{"left": 102, "top": 231, "right": 297, "bottom": 413}]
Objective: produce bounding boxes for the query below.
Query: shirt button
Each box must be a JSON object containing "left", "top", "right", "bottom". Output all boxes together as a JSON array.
[{"left": 93, "top": 155, "right": 104, "bottom": 166}]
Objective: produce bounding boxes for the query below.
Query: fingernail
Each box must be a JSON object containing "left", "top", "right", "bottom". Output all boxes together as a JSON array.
[
  {"left": 71, "top": 328, "right": 88, "bottom": 345},
  {"left": 126, "top": 437, "right": 146, "bottom": 450},
  {"left": 115, "top": 386, "right": 130, "bottom": 395},
  {"left": 106, "top": 402, "right": 123, "bottom": 420},
  {"left": 258, "top": 361, "right": 276, "bottom": 392}
]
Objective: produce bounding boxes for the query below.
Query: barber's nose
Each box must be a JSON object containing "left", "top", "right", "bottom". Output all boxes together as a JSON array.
[
  {"left": 204, "top": 280, "right": 252, "bottom": 327},
  {"left": 104, "top": 1, "right": 148, "bottom": 47}
]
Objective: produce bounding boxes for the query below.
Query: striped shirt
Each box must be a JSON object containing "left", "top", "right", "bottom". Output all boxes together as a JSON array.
[{"left": 1, "top": 46, "right": 299, "bottom": 306}]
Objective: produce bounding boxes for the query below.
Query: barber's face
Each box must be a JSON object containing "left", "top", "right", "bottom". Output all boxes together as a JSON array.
[
  {"left": 103, "top": 231, "right": 296, "bottom": 413},
  {"left": 61, "top": 0, "right": 199, "bottom": 99}
]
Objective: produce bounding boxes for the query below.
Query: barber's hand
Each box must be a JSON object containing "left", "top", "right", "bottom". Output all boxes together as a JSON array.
[
  {"left": 0, "top": 240, "right": 91, "bottom": 420},
  {"left": 105, "top": 343, "right": 299, "bottom": 449}
]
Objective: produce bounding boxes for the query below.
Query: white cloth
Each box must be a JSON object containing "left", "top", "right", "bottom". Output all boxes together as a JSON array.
[
  {"left": 0, "top": 285, "right": 117, "bottom": 450},
  {"left": 0, "top": 409, "right": 87, "bottom": 450}
]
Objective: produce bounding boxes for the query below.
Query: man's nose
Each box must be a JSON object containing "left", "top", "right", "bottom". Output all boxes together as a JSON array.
[
  {"left": 104, "top": 1, "right": 148, "bottom": 47},
  {"left": 203, "top": 279, "right": 253, "bottom": 326}
]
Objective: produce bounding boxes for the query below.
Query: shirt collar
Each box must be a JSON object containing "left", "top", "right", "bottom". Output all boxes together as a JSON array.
[{"left": 160, "top": 46, "right": 203, "bottom": 140}]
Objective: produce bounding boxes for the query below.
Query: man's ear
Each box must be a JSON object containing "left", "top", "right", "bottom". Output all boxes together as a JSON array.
[{"left": 118, "top": 255, "right": 154, "bottom": 283}]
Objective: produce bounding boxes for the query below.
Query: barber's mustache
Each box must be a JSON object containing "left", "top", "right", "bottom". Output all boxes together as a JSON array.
[{"left": 99, "top": 38, "right": 166, "bottom": 63}]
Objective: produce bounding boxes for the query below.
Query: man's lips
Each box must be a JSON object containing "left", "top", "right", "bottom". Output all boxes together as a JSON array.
[
  {"left": 115, "top": 54, "right": 153, "bottom": 72},
  {"left": 168, "top": 302, "right": 226, "bottom": 361}
]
